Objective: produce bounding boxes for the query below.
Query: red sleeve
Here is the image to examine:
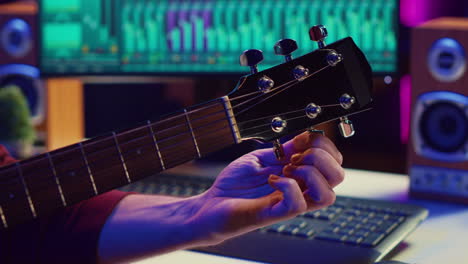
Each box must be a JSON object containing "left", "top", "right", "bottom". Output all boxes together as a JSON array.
[{"left": 0, "top": 145, "right": 131, "bottom": 263}]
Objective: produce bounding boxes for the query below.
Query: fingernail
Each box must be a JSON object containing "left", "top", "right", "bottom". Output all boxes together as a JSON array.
[
  {"left": 269, "top": 174, "right": 281, "bottom": 182},
  {"left": 338, "top": 152, "right": 344, "bottom": 165},
  {"left": 291, "top": 153, "right": 303, "bottom": 165},
  {"left": 283, "top": 164, "right": 297, "bottom": 175}
]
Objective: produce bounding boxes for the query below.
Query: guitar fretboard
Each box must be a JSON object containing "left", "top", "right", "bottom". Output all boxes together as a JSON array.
[{"left": 0, "top": 97, "right": 239, "bottom": 230}]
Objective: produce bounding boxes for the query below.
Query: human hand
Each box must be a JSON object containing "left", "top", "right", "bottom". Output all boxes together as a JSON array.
[
  {"left": 193, "top": 131, "right": 344, "bottom": 244},
  {"left": 98, "top": 132, "right": 344, "bottom": 262}
]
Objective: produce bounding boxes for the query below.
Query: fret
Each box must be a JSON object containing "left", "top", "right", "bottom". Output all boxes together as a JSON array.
[
  {"left": 112, "top": 132, "right": 132, "bottom": 184},
  {"left": 152, "top": 113, "right": 197, "bottom": 169},
  {"left": 82, "top": 135, "right": 130, "bottom": 193},
  {"left": 147, "top": 120, "right": 166, "bottom": 170},
  {"left": 0, "top": 164, "right": 35, "bottom": 227},
  {"left": 20, "top": 155, "right": 65, "bottom": 216},
  {"left": 79, "top": 142, "right": 99, "bottom": 196},
  {"left": 50, "top": 143, "right": 98, "bottom": 205},
  {"left": 184, "top": 109, "right": 202, "bottom": 158},
  {"left": 189, "top": 99, "right": 237, "bottom": 155},
  {"left": 16, "top": 163, "right": 37, "bottom": 219},
  {"left": 221, "top": 96, "right": 242, "bottom": 144},
  {"left": 47, "top": 153, "right": 67, "bottom": 207},
  {"left": 0, "top": 206, "right": 7, "bottom": 229},
  {"left": 117, "top": 125, "right": 163, "bottom": 182}
]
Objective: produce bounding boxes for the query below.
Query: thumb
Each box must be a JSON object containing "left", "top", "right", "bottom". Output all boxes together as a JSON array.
[
  {"left": 266, "top": 175, "right": 307, "bottom": 218},
  {"left": 253, "top": 132, "right": 315, "bottom": 165}
]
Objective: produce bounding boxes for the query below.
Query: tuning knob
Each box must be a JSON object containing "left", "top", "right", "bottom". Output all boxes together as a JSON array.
[
  {"left": 309, "top": 25, "right": 328, "bottom": 49},
  {"left": 274, "top": 39, "right": 298, "bottom": 62},
  {"left": 338, "top": 116, "right": 355, "bottom": 138},
  {"left": 273, "top": 139, "right": 285, "bottom": 160},
  {"left": 240, "top": 49, "right": 264, "bottom": 74}
]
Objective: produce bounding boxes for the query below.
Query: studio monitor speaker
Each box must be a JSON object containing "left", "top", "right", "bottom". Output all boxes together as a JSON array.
[
  {"left": 409, "top": 17, "right": 468, "bottom": 203},
  {"left": 0, "top": 1, "right": 44, "bottom": 126}
]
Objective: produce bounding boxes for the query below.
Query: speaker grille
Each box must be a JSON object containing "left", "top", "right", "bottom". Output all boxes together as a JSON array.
[
  {"left": 412, "top": 91, "right": 468, "bottom": 162},
  {"left": 420, "top": 101, "right": 468, "bottom": 153}
]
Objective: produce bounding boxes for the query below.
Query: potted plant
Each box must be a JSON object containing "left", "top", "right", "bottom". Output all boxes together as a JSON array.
[{"left": 0, "top": 85, "right": 36, "bottom": 158}]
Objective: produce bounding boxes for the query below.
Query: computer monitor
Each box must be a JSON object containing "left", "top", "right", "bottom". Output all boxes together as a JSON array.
[{"left": 39, "top": 0, "right": 398, "bottom": 76}]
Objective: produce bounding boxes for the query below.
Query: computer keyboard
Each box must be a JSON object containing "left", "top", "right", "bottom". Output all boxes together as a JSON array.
[{"left": 120, "top": 173, "right": 428, "bottom": 264}]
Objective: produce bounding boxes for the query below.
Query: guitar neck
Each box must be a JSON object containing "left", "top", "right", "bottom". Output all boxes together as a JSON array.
[{"left": 0, "top": 96, "right": 240, "bottom": 230}]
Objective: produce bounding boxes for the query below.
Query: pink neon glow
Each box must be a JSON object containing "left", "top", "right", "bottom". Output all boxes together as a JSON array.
[
  {"left": 400, "top": 75, "right": 412, "bottom": 144},
  {"left": 400, "top": 0, "right": 444, "bottom": 27}
]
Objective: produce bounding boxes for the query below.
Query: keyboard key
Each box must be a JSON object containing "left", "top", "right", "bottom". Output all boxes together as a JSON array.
[
  {"left": 354, "top": 229, "right": 370, "bottom": 237},
  {"left": 316, "top": 232, "right": 347, "bottom": 242},
  {"left": 323, "top": 226, "right": 340, "bottom": 233},
  {"left": 295, "top": 226, "right": 315, "bottom": 238},
  {"left": 331, "top": 221, "right": 347, "bottom": 228},
  {"left": 360, "top": 224, "right": 378, "bottom": 232},
  {"left": 337, "top": 227, "right": 355, "bottom": 236},
  {"left": 281, "top": 225, "right": 299, "bottom": 235},
  {"left": 367, "top": 219, "right": 383, "bottom": 226},
  {"left": 377, "top": 222, "right": 399, "bottom": 234},
  {"left": 267, "top": 223, "right": 286, "bottom": 233},
  {"left": 353, "top": 216, "right": 369, "bottom": 224},
  {"left": 318, "top": 212, "right": 336, "bottom": 221},
  {"left": 344, "top": 209, "right": 362, "bottom": 216},
  {"left": 304, "top": 211, "right": 321, "bottom": 219},
  {"left": 286, "top": 219, "right": 308, "bottom": 228},
  {"left": 361, "top": 233, "right": 385, "bottom": 247},
  {"left": 344, "top": 235, "right": 364, "bottom": 245}
]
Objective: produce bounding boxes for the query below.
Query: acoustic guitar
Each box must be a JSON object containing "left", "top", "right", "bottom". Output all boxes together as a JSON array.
[{"left": 0, "top": 26, "right": 373, "bottom": 230}]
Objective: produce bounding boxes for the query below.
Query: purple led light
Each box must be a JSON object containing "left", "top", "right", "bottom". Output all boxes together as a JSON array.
[
  {"left": 400, "top": 0, "right": 446, "bottom": 27},
  {"left": 400, "top": 75, "right": 411, "bottom": 144}
]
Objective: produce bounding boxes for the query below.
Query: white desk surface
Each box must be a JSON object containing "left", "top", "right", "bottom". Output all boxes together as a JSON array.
[{"left": 133, "top": 168, "right": 468, "bottom": 264}]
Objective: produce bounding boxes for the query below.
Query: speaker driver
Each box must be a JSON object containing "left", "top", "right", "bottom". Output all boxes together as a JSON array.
[
  {"left": 427, "top": 38, "right": 466, "bottom": 82},
  {"left": 420, "top": 102, "right": 467, "bottom": 152},
  {"left": 0, "top": 18, "right": 32, "bottom": 58},
  {"left": 412, "top": 91, "right": 468, "bottom": 162}
]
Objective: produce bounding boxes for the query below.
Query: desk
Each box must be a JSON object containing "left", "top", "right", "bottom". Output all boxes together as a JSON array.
[{"left": 133, "top": 168, "right": 468, "bottom": 264}]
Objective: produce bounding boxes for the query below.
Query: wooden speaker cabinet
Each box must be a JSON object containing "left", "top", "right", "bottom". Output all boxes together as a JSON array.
[
  {"left": 0, "top": 1, "right": 46, "bottom": 136},
  {"left": 409, "top": 17, "right": 468, "bottom": 203}
]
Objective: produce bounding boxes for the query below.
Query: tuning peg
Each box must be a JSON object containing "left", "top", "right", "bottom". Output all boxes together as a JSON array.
[
  {"left": 339, "top": 94, "right": 356, "bottom": 109},
  {"left": 240, "top": 49, "right": 264, "bottom": 74},
  {"left": 309, "top": 25, "right": 328, "bottom": 49},
  {"left": 338, "top": 117, "right": 355, "bottom": 138},
  {"left": 274, "top": 39, "right": 298, "bottom": 62},
  {"left": 273, "top": 139, "right": 285, "bottom": 160}
]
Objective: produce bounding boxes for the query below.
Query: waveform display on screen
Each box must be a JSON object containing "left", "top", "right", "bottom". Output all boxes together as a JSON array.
[{"left": 40, "top": 0, "right": 398, "bottom": 75}]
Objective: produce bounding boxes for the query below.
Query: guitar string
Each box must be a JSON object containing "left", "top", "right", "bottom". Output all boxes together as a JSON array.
[
  {"left": 236, "top": 103, "right": 342, "bottom": 125},
  {"left": 0, "top": 98, "right": 345, "bottom": 194},
  {"left": 0, "top": 98, "right": 345, "bottom": 191},
  {"left": 0, "top": 114, "right": 233, "bottom": 186},
  {"left": 0, "top": 62, "right": 343, "bottom": 201},
  {"left": 229, "top": 61, "right": 330, "bottom": 105},
  {"left": 0, "top": 103, "right": 351, "bottom": 206},
  {"left": 0, "top": 126, "right": 236, "bottom": 203},
  {"left": 0, "top": 60, "right": 338, "bottom": 185},
  {"left": 233, "top": 63, "right": 333, "bottom": 117}
]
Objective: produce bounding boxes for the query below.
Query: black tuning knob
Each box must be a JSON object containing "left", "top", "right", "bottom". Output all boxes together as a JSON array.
[
  {"left": 240, "top": 49, "right": 264, "bottom": 74},
  {"left": 274, "top": 39, "right": 298, "bottom": 62},
  {"left": 309, "top": 25, "right": 328, "bottom": 49}
]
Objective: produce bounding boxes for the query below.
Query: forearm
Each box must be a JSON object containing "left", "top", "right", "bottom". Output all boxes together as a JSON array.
[{"left": 97, "top": 193, "right": 211, "bottom": 264}]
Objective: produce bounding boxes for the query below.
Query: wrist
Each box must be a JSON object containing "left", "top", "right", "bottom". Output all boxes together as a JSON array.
[{"left": 98, "top": 193, "right": 212, "bottom": 263}]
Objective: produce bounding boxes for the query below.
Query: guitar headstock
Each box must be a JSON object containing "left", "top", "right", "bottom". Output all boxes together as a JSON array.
[{"left": 228, "top": 25, "right": 373, "bottom": 145}]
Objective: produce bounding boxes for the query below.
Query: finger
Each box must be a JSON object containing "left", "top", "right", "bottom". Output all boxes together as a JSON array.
[
  {"left": 267, "top": 175, "right": 307, "bottom": 218},
  {"left": 290, "top": 148, "right": 345, "bottom": 188},
  {"left": 283, "top": 165, "right": 336, "bottom": 209},
  {"left": 307, "top": 133, "right": 343, "bottom": 165},
  {"left": 254, "top": 132, "right": 339, "bottom": 165}
]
